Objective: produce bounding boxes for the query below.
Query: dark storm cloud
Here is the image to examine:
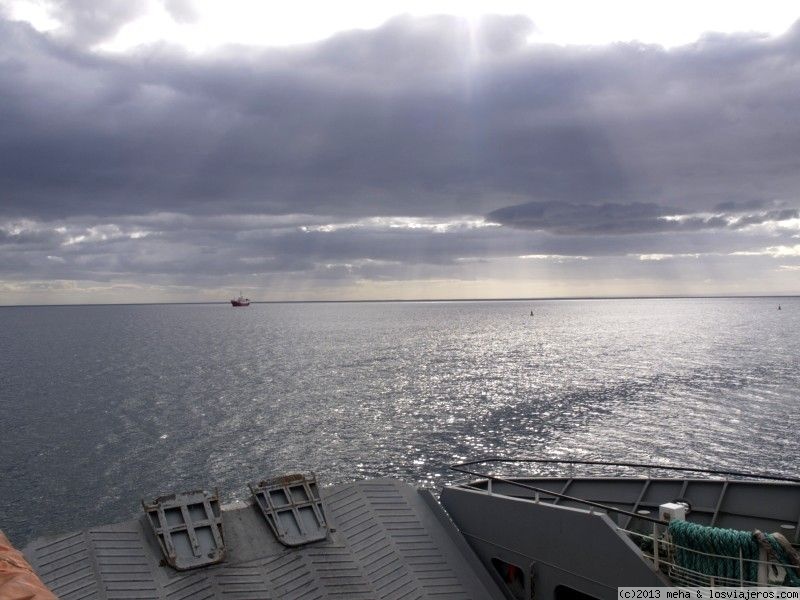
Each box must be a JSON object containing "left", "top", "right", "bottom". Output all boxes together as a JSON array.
[
  {"left": 2, "top": 11, "right": 800, "bottom": 294},
  {"left": 486, "top": 201, "right": 800, "bottom": 234},
  {"left": 2, "top": 14, "right": 800, "bottom": 222},
  {"left": 713, "top": 199, "right": 767, "bottom": 212},
  {"left": 488, "top": 201, "right": 677, "bottom": 234},
  {"left": 2, "top": 212, "right": 797, "bottom": 289}
]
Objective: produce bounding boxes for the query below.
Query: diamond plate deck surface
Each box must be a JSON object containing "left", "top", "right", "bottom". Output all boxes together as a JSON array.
[{"left": 23, "top": 479, "right": 501, "bottom": 600}]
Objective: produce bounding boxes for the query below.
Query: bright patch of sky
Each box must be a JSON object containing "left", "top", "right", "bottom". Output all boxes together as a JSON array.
[
  {"left": 5, "top": 0, "right": 800, "bottom": 52},
  {"left": 299, "top": 217, "right": 498, "bottom": 234}
]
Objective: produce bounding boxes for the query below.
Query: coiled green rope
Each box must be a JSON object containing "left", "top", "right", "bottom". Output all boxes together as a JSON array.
[{"left": 667, "top": 521, "right": 799, "bottom": 586}]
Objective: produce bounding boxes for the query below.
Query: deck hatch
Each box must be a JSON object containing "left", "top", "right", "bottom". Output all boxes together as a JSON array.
[
  {"left": 142, "top": 489, "right": 225, "bottom": 570},
  {"left": 249, "top": 473, "right": 328, "bottom": 546}
]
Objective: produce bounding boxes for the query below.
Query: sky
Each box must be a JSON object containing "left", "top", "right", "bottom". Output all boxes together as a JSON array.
[{"left": 1, "top": 1, "right": 800, "bottom": 304}]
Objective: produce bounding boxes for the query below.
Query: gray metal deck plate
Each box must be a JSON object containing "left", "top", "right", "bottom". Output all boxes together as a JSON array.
[{"left": 23, "top": 479, "right": 502, "bottom": 600}]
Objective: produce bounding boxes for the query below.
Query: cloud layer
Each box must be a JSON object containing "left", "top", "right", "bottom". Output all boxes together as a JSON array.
[{"left": 1, "top": 9, "right": 799, "bottom": 301}]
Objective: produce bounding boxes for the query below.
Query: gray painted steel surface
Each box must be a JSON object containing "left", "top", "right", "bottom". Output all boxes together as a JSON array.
[
  {"left": 20, "top": 473, "right": 800, "bottom": 600},
  {"left": 440, "top": 476, "right": 800, "bottom": 599},
  {"left": 248, "top": 474, "right": 329, "bottom": 547},
  {"left": 142, "top": 490, "right": 225, "bottom": 571},
  {"left": 441, "top": 485, "right": 670, "bottom": 600},
  {"left": 23, "top": 479, "right": 505, "bottom": 600},
  {"left": 462, "top": 477, "right": 800, "bottom": 542}
]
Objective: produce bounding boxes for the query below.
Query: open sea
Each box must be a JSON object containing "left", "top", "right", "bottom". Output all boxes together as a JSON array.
[{"left": 1, "top": 298, "right": 798, "bottom": 545}]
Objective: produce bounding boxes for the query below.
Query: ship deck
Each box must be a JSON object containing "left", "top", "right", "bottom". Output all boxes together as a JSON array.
[{"left": 22, "top": 479, "right": 504, "bottom": 600}]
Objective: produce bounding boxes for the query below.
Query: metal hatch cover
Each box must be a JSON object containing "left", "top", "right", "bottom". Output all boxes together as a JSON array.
[
  {"left": 248, "top": 473, "right": 329, "bottom": 546},
  {"left": 142, "top": 489, "right": 225, "bottom": 570}
]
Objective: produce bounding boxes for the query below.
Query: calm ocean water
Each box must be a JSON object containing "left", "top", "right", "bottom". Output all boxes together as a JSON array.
[{"left": 1, "top": 298, "right": 798, "bottom": 545}]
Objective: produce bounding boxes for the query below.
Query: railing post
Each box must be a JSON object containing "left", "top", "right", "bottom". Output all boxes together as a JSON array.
[
  {"left": 652, "top": 523, "right": 659, "bottom": 569},
  {"left": 739, "top": 548, "right": 744, "bottom": 587}
]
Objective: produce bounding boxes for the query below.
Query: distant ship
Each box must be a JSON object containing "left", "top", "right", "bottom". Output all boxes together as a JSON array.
[{"left": 230, "top": 292, "right": 250, "bottom": 307}]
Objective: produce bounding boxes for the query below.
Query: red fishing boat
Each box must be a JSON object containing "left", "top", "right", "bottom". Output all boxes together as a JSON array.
[{"left": 230, "top": 292, "right": 250, "bottom": 307}]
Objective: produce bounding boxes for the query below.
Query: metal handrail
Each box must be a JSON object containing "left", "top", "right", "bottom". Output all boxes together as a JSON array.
[
  {"left": 448, "top": 457, "right": 800, "bottom": 527},
  {"left": 624, "top": 529, "right": 799, "bottom": 587},
  {"left": 451, "top": 457, "right": 800, "bottom": 483},
  {"left": 449, "top": 466, "right": 668, "bottom": 525},
  {"left": 625, "top": 529, "right": 786, "bottom": 568}
]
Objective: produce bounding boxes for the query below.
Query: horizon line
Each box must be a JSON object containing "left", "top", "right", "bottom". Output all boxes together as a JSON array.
[{"left": 0, "top": 293, "right": 797, "bottom": 308}]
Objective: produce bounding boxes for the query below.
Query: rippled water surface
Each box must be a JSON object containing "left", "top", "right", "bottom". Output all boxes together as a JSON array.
[{"left": 1, "top": 298, "right": 798, "bottom": 544}]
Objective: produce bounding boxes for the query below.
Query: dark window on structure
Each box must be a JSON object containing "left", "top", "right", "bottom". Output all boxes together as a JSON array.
[
  {"left": 491, "top": 558, "right": 526, "bottom": 600},
  {"left": 554, "top": 585, "right": 600, "bottom": 600}
]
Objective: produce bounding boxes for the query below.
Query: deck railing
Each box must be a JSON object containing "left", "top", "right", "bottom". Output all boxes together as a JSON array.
[
  {"left": 623, "top": 528, "right": 798, "bottom": 588},
  {"left": 448, "top": 457, "right": 800, "bottom": 588},
  {"left": 450, "top": 457, "right": 800, "bottom": 485}
]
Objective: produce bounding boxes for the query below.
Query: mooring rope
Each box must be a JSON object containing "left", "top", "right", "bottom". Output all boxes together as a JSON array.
[{"left": 667, "top": 521, "right": 800, "bottom": 586}]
